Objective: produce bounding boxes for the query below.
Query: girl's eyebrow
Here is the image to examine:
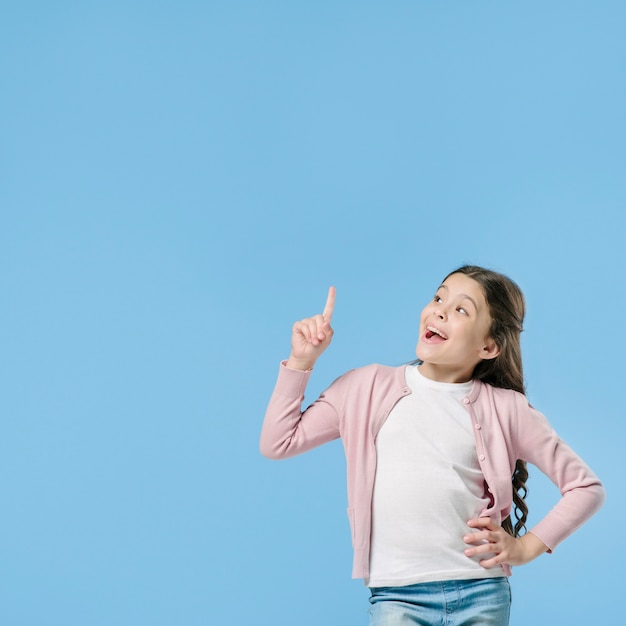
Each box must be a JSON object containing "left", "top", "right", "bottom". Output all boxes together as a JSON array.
[{"left": 459, "top": 294, "right": 478, "bottom": 310}]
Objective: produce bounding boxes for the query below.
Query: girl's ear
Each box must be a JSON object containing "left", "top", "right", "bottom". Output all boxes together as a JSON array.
[{"left": 481, "top": 338, "right": 500, "bottom": 361}]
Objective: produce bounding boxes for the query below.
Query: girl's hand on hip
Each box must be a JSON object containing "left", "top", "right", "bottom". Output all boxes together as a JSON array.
[
  {"left": 286, "top": 286, "right": 335, "bottom": 371},
  {"left": 463, "top": 517, "right": 548, "bottom": 568}
]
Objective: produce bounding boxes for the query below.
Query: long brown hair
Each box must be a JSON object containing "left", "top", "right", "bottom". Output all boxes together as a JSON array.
[{"left": 445, "top": 265, "right": 529, "bottom": 537}]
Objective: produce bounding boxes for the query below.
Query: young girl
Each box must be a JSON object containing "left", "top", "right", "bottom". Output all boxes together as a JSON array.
[{"left": 260, "top": 265, "right": 605, "bottom": 625}]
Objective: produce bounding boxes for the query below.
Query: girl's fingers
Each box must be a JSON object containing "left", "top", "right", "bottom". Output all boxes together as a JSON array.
[
  {"left": 465, "top": 542, "right": 495, "bottom": 556},
  {"left": 313, "top": 314, "right": 332, "bottom": 343},
  {"left": 291, "top": 288, "right": 335, "bottom": 357},
  {"left": 322, "top": 286, "right": 336, "bottom": 322},
  {"left": 303, "top": 318, "right": 320, "bottom": 342},
  {"left": 463, "top": 531, "right": 489, "bottom": 545},
  {"left": 294, "top": 315, "right": 331, "bottom": 345},
  {"left": 292, "top": 320, "right": 310, "bottom": 343},
  {"left": 466, "top": 518, "right": 497, "bottom": 531},
  {"left": 463, "top": 518, "right": 501, "bottom": 548}
]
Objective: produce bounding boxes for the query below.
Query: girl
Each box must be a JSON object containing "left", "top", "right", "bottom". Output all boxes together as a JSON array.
[{"left": 260, "top": 265, "right": 605, "bottom": 625}]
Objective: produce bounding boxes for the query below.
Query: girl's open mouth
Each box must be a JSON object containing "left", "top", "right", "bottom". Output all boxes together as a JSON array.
[{"left": 424, "top": 326, "right": 448, "bottom": 342}]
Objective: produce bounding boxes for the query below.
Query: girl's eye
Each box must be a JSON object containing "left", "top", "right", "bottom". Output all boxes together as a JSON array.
[
  {"left": 434, "top": 295, "right": 443, "bottom": 303},
  {"left": 457, "top": 307, "right": 468, "bottom": 315}
]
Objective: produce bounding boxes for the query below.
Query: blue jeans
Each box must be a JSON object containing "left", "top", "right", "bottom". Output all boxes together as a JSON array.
[{"left": 368, "top": 577, "right": 511, "bottom": 626}]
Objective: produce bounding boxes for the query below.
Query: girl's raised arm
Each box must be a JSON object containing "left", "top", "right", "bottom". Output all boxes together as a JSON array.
[{"left": 286, "top": 286, "right": 335, "bottom": 371}]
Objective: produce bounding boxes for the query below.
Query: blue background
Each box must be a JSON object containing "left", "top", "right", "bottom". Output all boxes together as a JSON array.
[{"left": 1, "top": 2, "right": 623, "bottom": 624}]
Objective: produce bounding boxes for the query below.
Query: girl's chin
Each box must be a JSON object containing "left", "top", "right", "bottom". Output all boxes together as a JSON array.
[{"left": 416, "top": 341, "right": 438, "bottom": 358}]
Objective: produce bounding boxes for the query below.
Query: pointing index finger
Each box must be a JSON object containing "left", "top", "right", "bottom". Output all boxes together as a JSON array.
[{"left": 322, "top": 286, "right": 336, "bottom": 322}]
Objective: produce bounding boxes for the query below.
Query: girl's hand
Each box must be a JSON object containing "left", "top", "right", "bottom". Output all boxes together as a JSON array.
[
  {"left": 286, "top": 286, "right": 336, "bottom": 371},
  {"left": 463, "top": 518, "right": 548, "bottom": 568}
]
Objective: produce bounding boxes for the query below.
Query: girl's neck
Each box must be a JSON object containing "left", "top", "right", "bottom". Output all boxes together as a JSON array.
[{"left": 417, "top": 362, "right": 475, "bottom": 384}]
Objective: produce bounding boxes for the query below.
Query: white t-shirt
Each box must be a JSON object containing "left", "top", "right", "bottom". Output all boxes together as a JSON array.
[{"left": 367, "top": 366, "right": 504, "bottom": 587}]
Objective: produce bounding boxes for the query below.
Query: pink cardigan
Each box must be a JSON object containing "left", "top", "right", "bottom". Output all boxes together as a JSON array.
[{"left": 260, "top": 362, "right": 605, "bottom": 580}]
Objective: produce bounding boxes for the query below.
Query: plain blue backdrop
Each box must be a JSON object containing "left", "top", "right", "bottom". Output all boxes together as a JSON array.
[{"left": 1, "top": 2, "right": 623, "bottom": 624}]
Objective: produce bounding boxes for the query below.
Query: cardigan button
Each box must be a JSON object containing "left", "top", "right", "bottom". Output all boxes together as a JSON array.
[
  {"left": 463, "top": 397, "right": 470, "bottom": 404},
  {"left": 479, "top": 454, "right": 486, "bottom": 461},
  {"left": 474, "top": 423, "right": 481, "bottom": 430}
]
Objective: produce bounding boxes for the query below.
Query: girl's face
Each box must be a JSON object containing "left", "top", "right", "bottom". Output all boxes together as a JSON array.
[{"left": 416, "top": 272, "right": 500, "bottom": 383}]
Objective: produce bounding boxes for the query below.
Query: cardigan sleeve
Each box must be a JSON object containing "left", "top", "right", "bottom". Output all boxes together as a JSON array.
[
  {"left": 259, "top": 361, "right": 342, "bottom": 460},
  {"left": 514, "top": 397, "right": 606, "bottom": 551}
]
